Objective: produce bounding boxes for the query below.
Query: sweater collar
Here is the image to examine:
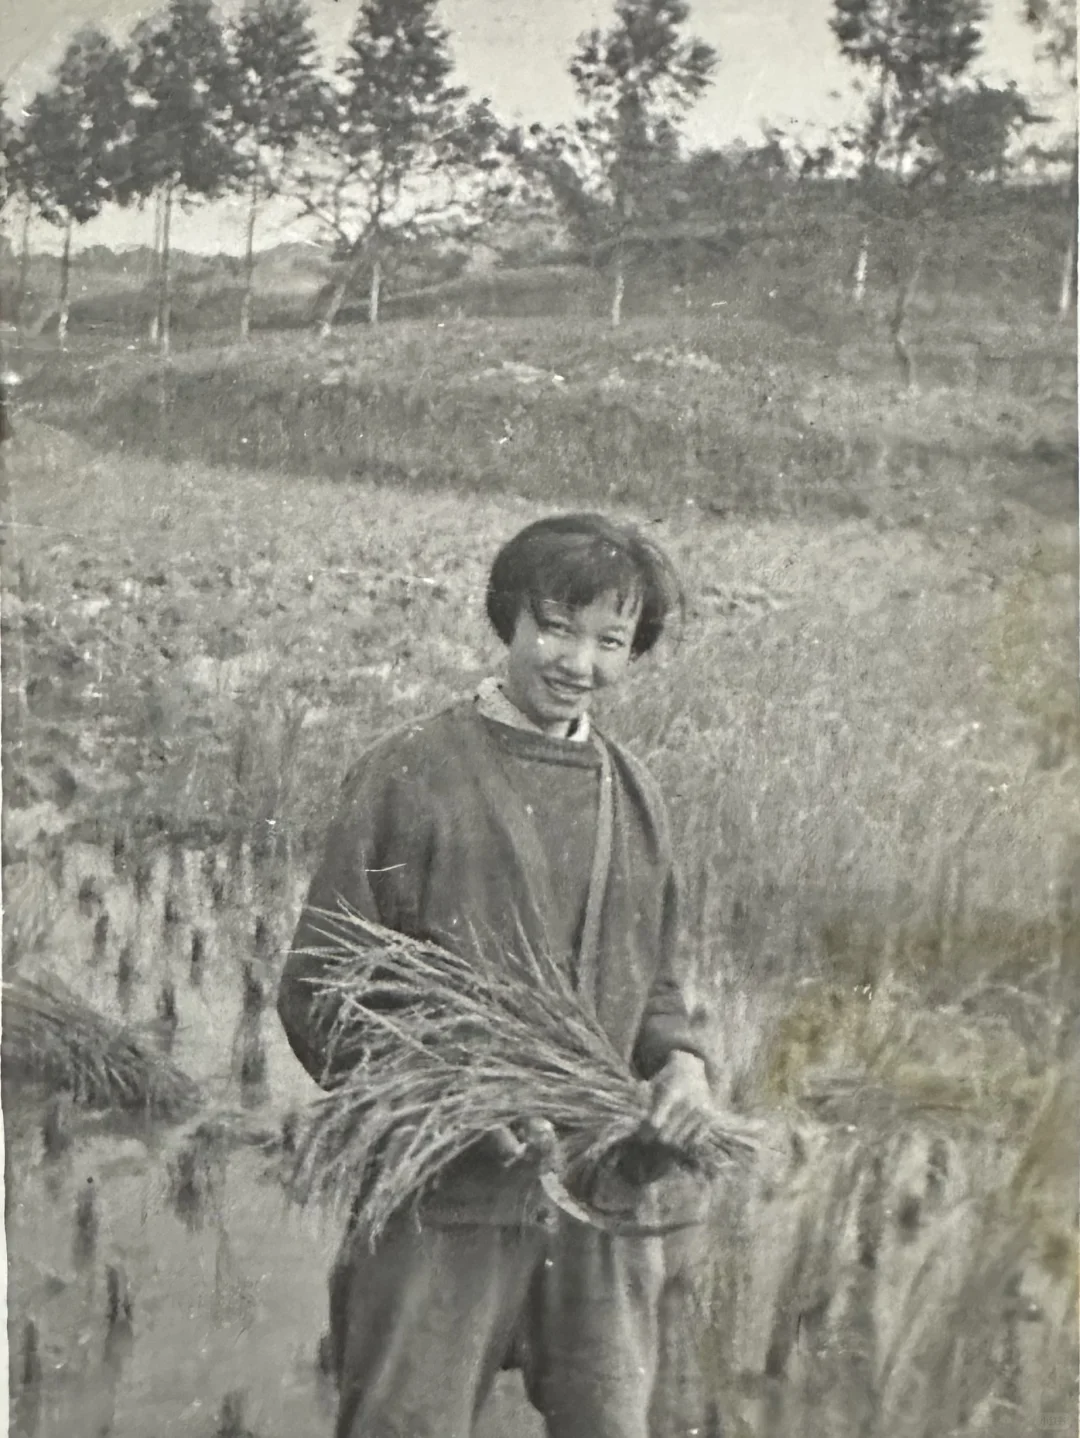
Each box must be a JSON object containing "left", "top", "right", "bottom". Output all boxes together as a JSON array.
[{"left": 474, "top": 676, "right": 591, "bottom": 744}]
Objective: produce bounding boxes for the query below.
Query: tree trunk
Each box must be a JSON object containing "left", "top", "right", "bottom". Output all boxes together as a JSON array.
[
  {"left": 159, "top": 180, "right": 174, "bottom": 357},
  {"left": 368, "top": 257, "right": 382, "bottom": 326},
  {"left": 57, "top": 217, "right": 73, "bottom": 349},
  {"left": 1059, "top": 229, "right": 1077, "bottom": 319},
  {"left": 319, "top": 253, "right": 365, "bottom": 339},
  {"left": 319, "top": 277, "right": 349, "bottom": 339},
  {"left": 240, "top": 174, "right": 258, "bottom": 342},
  {"left": 14, "top": 205, "right": 31, "bottom": 345},
  {"left": 610, "top": 254, "right": 625, "bottom": 328},
  {"left": 148, "top": 189, "right": 163, "bottom": 344},
  {"left": 1059, "top": 157, "right": 1078, "bottom": 319},
  {"left": 889, "top": 248, "right": 925, "bottom": 393},
  {"left": 852, "top": 234, "right": 869, "bottom": 305}
]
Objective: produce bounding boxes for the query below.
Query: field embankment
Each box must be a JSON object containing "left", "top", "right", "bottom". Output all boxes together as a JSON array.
[{"left": 14, "top": 298, "right": 1078, "bottom": 526}]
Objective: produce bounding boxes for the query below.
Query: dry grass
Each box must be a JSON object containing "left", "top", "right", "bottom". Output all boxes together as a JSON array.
[
  {"left": 2, "top": 973, "right": 201, "bottom": 1116},
  {"left": 287, "top": 908, "right": 767, "bottom": 1240}
]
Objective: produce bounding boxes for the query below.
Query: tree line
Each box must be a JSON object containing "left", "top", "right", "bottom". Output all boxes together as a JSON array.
[{"left": 0, "top": 0, "right": 1075, "bottom": 355}]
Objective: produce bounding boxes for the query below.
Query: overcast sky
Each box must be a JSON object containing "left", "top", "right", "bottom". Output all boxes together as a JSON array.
[{"left": 2, "top": 0, "right": 1072, "bottom": 253}]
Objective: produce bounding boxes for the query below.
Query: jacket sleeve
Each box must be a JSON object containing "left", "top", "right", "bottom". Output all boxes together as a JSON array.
[
  {"left": 631, "top": 864, "right": 712, "bottom": 1080},
  {"left": 276, "top": 742, "right": 435, "bottom": 1088}
]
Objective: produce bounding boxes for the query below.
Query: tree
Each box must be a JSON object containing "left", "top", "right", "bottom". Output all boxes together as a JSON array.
[
  {"left": 923, "top": 80, "right": 1045, "bottom": 186},
  {"left": 0, "top": 85, "right": 19, "bottom": 213},
  {"left": 509, "top": 0, "right": 717, "bottom": 326},
  {"left": 18, "top": 28, "right": 131, "bottom": 346},
  {"left": 0, "top": 88, "right": 34, "bottom": 342},
  {"left": 831, "top": 0, "right": 991, "bottom": 387},
  {"left": 831, "top": 0, "right": 986, "bottom": 176},
  {"left": 1022, "top": 0, "right": 1077, "bottom": 315},
  {"left": 125, "top": 0, "right": 241, "bottom": 353},
  {"left": 1023, "top": 0, "right": 1077, "bottom": 87},
  {"left": 294, "top": 0, "right": 502, "bottom": 336},
  {"left": 229, "top": 0, "right": 328, "bottom": 339}
]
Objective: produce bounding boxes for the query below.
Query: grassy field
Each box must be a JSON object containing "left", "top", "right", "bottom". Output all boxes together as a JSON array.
[{"left": 2, "top": 264, "right": 1077, "bottom": 1435}]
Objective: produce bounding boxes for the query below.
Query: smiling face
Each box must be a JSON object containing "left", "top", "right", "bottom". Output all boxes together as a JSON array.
[{"left": 503, "top": 588, "right": 642, "bottom": 736}]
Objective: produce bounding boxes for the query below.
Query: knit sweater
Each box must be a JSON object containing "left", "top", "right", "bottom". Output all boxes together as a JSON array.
[{"left": 277, "top": 699, "right": 707, "bottom": 1225}]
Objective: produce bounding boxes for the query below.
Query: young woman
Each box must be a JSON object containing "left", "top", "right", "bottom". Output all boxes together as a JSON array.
[{"left": 277, "top": 512, "right": 715, "bottom": 1438}]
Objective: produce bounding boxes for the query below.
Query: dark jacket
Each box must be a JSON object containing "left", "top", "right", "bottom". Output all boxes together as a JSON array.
[{"left": 277, "top": 700, "right": 707, "bottom": 1225}]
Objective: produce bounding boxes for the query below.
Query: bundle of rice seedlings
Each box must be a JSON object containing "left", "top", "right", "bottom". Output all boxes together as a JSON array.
[
  {"left": 2, "top": 973, "right": 201, "bottom": 1116},
  {"left": 288, "top": 907, "right": 768, "bottom": 1242}
]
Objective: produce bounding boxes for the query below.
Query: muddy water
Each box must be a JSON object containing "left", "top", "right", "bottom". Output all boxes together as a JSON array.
[{"left": 5, "top": 837, "right": 544, "bottom": 1438}]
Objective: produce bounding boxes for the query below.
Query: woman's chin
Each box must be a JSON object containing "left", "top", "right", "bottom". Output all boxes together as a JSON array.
[{"left": 539, "top": 698, "right": 588, "bottom": 726}]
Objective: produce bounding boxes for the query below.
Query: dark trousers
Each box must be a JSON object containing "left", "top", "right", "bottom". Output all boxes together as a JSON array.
[{"left": 326, "top": 1210, "right": 666, "bottom": 1438}]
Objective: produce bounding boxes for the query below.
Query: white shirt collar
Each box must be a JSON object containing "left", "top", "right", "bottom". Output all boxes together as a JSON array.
[{"left": 474, "top": 677, "right": 591, "bottom": 743}]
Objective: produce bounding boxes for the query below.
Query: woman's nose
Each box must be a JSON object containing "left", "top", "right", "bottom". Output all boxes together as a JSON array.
[{"left": 555, "top": 642, "right": 592, "bottom": 677}]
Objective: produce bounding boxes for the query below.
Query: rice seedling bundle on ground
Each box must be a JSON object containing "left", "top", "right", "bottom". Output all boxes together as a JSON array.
[
  {"left": 287, "top": 909, "right": 770, "bottom": 1242},
  {"left": 2, "top": 974, "right": 201, "bottom": 1116}
]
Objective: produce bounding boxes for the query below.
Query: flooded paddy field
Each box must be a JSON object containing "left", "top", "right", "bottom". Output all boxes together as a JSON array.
[
  {"left": 5, "top": 829, "right": 1074, "bottom": 1438},
  {"left": 5, "top": 836, "right": 343, "bottom": 1438}
]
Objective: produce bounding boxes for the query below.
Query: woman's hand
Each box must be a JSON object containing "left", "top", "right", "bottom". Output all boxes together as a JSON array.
[
  {"left": 488, "top": 1126, "right": 526, "bottom": 1163},
  {"left": 487, "top": 1118, "right": 557, "bottom": 1166},
  {"left": 645, "top": 1051, "right": 713, "bottom": 1153}
]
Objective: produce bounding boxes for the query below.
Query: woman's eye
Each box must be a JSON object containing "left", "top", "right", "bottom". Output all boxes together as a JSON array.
[
  {"left": 601, "top": 636, "right": 627, "bottom": 650},
  {"left": 541, "top": 620, "right": 572, "bottom": 636}
]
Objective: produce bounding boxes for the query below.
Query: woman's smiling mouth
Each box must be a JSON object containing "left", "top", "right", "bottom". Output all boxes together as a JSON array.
[{"left": 543, "top": 676, "right": 591, "bottom": 703}]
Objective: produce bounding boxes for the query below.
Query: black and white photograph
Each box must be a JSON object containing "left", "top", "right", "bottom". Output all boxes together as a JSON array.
[{"left": 1, "top": 1, "right": 1077, "bottom": 1435}]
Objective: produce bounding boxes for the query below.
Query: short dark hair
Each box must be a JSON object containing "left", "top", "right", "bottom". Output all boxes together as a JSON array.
[{"left": 485, "top": 513, "right": 684, "bottom": 658}]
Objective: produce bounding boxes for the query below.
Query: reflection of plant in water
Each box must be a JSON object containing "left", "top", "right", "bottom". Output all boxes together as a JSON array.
[
  {"left": 280, "top": 1109, "right": 299, "bottom": 1155},
  {"left": 105, "top": 1264, "right": 133, "bottom": 1329},
  {"left": 190, "top": 928, "right": 206, "bottom": 985},
  {"left": 155, "top": 976, "right": 178, "bottom": 1030},
  {"left": 253, "top": 914, "right": 271, "bottom": 960},
  {"left": 95, "top": 1268, "right": 136, "bottom": 1437},
  {"left": 42, "top": 1092, "right": 73, "bottom": 1160},
  {"left": 215, "top": 1389, "right": 258, "bottom": 1438},
  {"left": 92, "top": 912, "right": 109, "bottom": 963},
  {"left": 167, "top": 1123, "right": 228, "bottom": 1233},
  {"left": 132, "top": 859, "right": 153, "bottom": 904},
  {"left": 77, "top": 876, "right": 102, "bottom": 917},
  {"left": 233, "top": 1009, "right": 269, "bottom": 1106},
  {"left": 72, "top": 1176, "right": 98, "bottom": 1269},
  {"left": 241, "top": 962, "right": 265, "bottom": 1018},
  {"left": 14, "top": 1320, "right": 43, "bottom": 1438},
  {"left": 162, "top": 892, "right": 182, "bottom": 930},
  {"left": 21, "top": 1318, "right": 43, "bottom": 1387},
  {"left": 115, "top": 945, "right": 134, "bottom": 1011}
]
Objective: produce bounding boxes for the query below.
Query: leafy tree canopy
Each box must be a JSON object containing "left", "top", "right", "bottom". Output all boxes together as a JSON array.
[
  {"left": 124, "top": 0, "right": 240, "bottom": 205},
  {"left": 19, "top": 27, "right": 131, "bottom": 227}
]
